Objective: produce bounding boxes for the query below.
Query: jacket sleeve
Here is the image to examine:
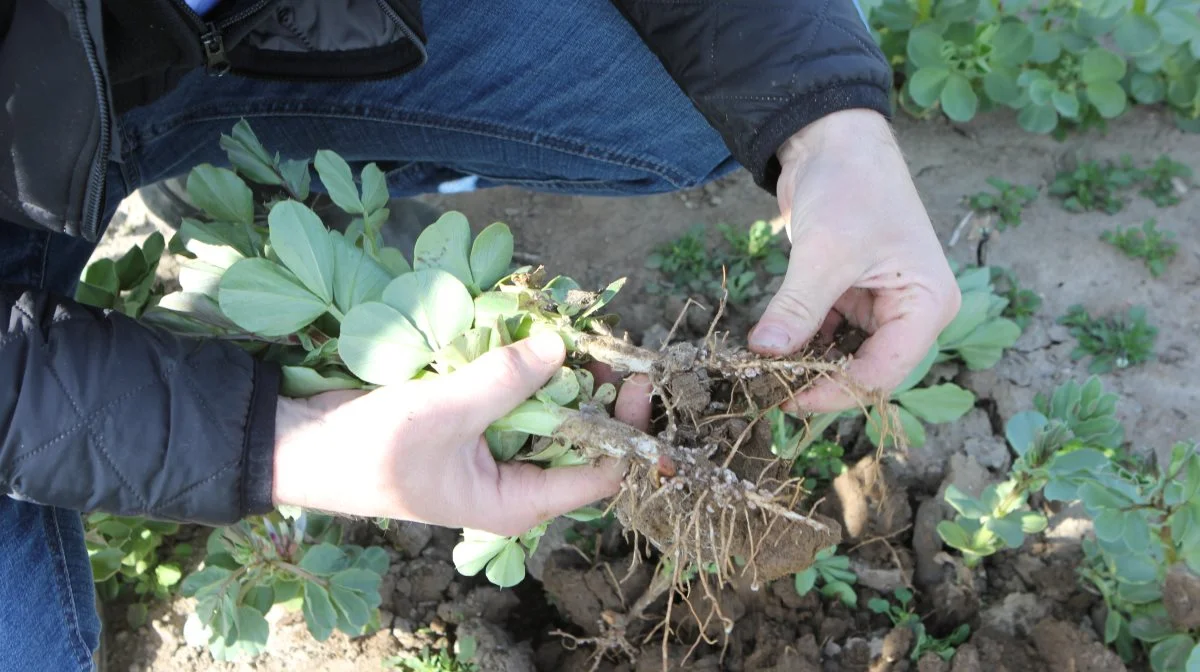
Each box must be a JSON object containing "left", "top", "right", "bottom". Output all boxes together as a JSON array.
[
  {"left": 609, "top": 0, "right": 893, "bottom": 194},
  {"left": 0, "top": 287, "right": 280, "bottom": 526}
]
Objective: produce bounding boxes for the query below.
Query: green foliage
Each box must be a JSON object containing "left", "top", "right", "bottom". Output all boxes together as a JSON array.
[
  {"left": 793, "top": 546, "right": 858, "bottom": 607},
  {"left": 386, "top": 638, "right": 479, "bottom": 672},
  {"left": 868, "top": 588, "right": 970, "bottom": 661},
  {"left": 645, "top": 220, "right": 788, "bottom": 305},
  {"left": 181, "top": 510, "right": 388, "bottom": 660},
  {"left": 1060, "top": 305, "right": 1158, "bottom": 373},
  {"left": 75, "top": 232, "right": 166, "bottom": 317},
  {"left": 938, "top": 377, "right": 1200, "bottom": 670},
  {"left": 865, "top": 0, "right": 1200, "bottom": 134},
  {"left": 1139, "top": 155, "right": 1193, "bottom": 207},
  {"left": 1102, "top": 219, "right": 1178, "bottom": 277},
  {"left": 990, "top": 266, "right": 1042, "bottom": 331},
  {"left": 1050, "top": 157, "right": 1142, "bottom": 214},
  {"left": 967, "top": 178, "right": 1038, "bottom": 230},
  {"left": 768, "top": 407, "right": 847, "bottom": 490},
  {"left": 85, "top": 514, "right": 189, "bottom": 628}
]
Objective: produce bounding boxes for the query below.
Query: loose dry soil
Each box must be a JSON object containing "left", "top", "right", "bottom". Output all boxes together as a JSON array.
[{"left": 92, "top": 107, "right": 1200, "bottom": 671}]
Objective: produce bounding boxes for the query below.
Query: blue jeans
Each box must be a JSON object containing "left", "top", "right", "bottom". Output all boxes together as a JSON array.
[{"left": 0, "top": 1, "right": 733, "bottom": 669}]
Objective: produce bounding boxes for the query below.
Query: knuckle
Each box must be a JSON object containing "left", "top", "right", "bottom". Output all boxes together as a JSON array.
[
  {"left": 768, "top": 290, "right": 822, "bottom": 327},
  {"left": 489, "top": 346, "right": 531, "bottom": 383}
]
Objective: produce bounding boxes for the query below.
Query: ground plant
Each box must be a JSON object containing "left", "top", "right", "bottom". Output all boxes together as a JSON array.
[
  {"left": 792, "top": 546, "right": 859, "bottom": 607},
  {"left": 85, "top": 514, "right": 189, "bottom": 628},
  {"left": 990, "top": 266, "right": 1042, "bottom": 330},
  {"left": 645, "top": 219, "right": 787, "bottom": 305},
  {"left": 1102, "top": 218, "right": 1178, "bottom": 277},
  {"left": 967, "top": 177, "right": 1038, "bottom": 230},
  {"left": 1060, "top": 304, "right": 1158, "bottom": 373},
  {"left": 868, "top": 588, "right": 971, "bottom": 662},
  {"left": 937, "top": 376, "right": 1200, "bottom": 671},
  {"left": 1140, "top": 155, "right": 1193, "bottom": 207}
]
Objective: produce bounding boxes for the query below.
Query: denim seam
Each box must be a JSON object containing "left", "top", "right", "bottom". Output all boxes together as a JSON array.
[
  {"left": 130, "top": 105, "right": 702, "bottom": 189},
  {"left": 44, "top": 507, "right": 92, "bottom": 669}
]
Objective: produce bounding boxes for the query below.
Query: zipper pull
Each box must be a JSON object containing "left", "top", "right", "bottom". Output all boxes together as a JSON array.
[{"left": 200, "top": 23, "right": 231, "bottom": 75}]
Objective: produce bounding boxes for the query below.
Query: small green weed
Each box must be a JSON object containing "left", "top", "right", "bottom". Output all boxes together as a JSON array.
[
  {"left": 1049, "top": 157, "right": 1141, "bottom": 214},
  {"left": 767, "top": 408, "right": 847, "bottom": 490},
  {"left": 1060, "top": 305, "right": 1157, "bottom": 374},
  {"left": 793, "top": 546, "right": 858, "bottom": 607},
  {"left": 967, "top": 178, "right": 1038, "bottom": 230},
  {"left": 1139, "top": 155, "right": 1192, "bottom": 207},
  {"left": 990, "top": 267, "right": 1041, "bottom": 331},
  {"left": 645, "top": 220, "right": 787, "bottom": 305},
  {"left": 868, "top": 588, "right": 970, "bottom": 662},
  {"left": 85, "top": 514, "right": 190, "bottom": 628},
  {"left": 386, "top": 637, "right": 478, "bottom": 672},
  {"left": 1101, "top": 219, "right": 1178, "bottom": 277}
]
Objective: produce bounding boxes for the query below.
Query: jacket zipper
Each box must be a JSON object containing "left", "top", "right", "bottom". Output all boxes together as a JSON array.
[
  {"left": 74, "top": 0, "right": 111, "bottom": 242},
  {"left": 172, "top": 0, "right": 271, "bottom": 74}
]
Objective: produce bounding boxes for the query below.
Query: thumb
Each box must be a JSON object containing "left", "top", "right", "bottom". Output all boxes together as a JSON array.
[
  {"left": 749, "top": 231, "right": 854, "bottom": 356},
  {"left": 477, "top": 456, "right": 624, "bottom": 536},
  {"left": 433, "top": 331, "right": 566, "bottom": 427}
]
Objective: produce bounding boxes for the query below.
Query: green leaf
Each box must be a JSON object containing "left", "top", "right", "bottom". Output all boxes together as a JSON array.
[
  {"left": 939, "top": 291, "right": 990, "bottom": 346},
  {"left": 382, "top": 269, "right": 475, "bottom": 350},
  {"left": 944, "top": 485, "right": 986, "bottom": 518},
  {"left": 339, "top": 302, "right": 433, "bottom": 385},
  {"left": 1006, "top": 411, "right": 1047, "bottom": 456},
  {"left": 331, "top": 568, "right": 383, "bottom": 596},
  {"left": 413, "top": 211, "right": 475, "bottom": 289},
  {"left": 793, "top": 568, "right": 818, "bottom": 595},
  {"left": 1150, "top": 635, "right": 1196, "bottom": 671},
  {"left": 302, "top": 581, "right": 337, "bottom": 641},
  {"left": 378, "top": 247, "right": 412, "bottom": 276},
  {"left": 1122, "top": 511, "right": 1151, "bottom": 553},
  {"left": 908, "top": 68, "right": 951, "bottom": 108},
  {"left": 1114, "top": 13, "right": 1162, "bottom": 56},
  {"left": 1081, "top": 48, "right": 1127, "bottom": 84},
  {"left": 1031, "top": 30, "right": 1062, "bottom": 64},
  {"left": 82, "top": 258, "right": 120, "bottom": 296},
  {"left": 1047, "top": 448, "right": 1109, "bottom": 474},
  {"left": 991, "top": 22, "right": 1034, "bottom": 66},
  {"left": 485, "top": 540, "right": 526, "bottom": 588},
  {"left": 536, "top": 367, "right": 582, "bottom": 406},
  {"left": 490, "top": 399, "right": 563, "bottom": 437},
  {"left": 268, "top": 200, "right": 336, "bottom": 303},
  {"left": 1104, "top": 610, "right": 1124, "bottom": 643},
  {"left": 126, "top": 603, "right": 148, "bottom": 630},
  {"left": 1052, "top": 89, "right": 1081, "bottom": 119},
  {"left": 360, "top": 163, "right": 389, "bottom": 214},
  {"left": 866, "top": 404, "right": 926, "bottom": 447},
  {"left": 1114, "top": 553, "right": 1159, "bottom": 584},
  {"left": 820, "top": 581, "right": 858, "bottom": 608},
  {"left": 1186, "top": 643, "right": 1199, "bottom": 672},
  {"left": 281, "top": 367, "right": 362, "bottom": 397},
  {"left": 986, "top": 516, "right": 1025, "bottom": 548},
  {"left": 89, "top": 548, "right": 125, "bottom": 582},
  {"left": 330, "top": 585, "right": 371, "bottom": 632},
  {"left": 218, "top": 258, "right": 329, "bottom": 336},
  {"left": 895, "top": 345, "right": 938, "bottom": 393},
  {"left": 983, "top": 69, "right": 1021, "bottom": 106},
  {"left": 243, "top": 586, "right": 274, "bottom": 616},
  {"left": 331, "top": 233, "right": 390, "bottom": 313},
  {"left": 220, "top": 120, "right": 281, "bottom": 185},
  {"left": 1017, "top": 511, "right": 1047, "bottom": 533},
  {"left": 453, "top": 530, "right": 512, "bottom": 576},
  {"left": 940, "top": 72, "right": 979, "bottom": 122},
  {"left": 1087, "top": 80, "right": 1128, "bottom": 118},
  {"left": 564, "top": 506, "right": 606, "bottom": 522},
  {"left": 279, "top": 159, "right": 312, "bottom": 201},
  {"left": 469, "top": 222, "right": 515, "bottom": 292},
  {"left": 937, "top": 520, "right": 974, "bottom": 551},
  {"left": 155, "top": 563, "right": 183, "bottom": 588},
  {"left": 314, "top": 150, "right": 363, "bottom": 215},
  {"left": 894, "top": 383, "right": 975, "bottom": 424},
  {"left": 907, "top": 28, "right": 946, "bottom": 68},
  {"left": 867, "top": 597, "right": 891, "bottom": 614},
  {"left": 180, "top": 565, "right": 232, "bottom": 597},
  {"left": 187, "top": 164, "right": 254, "bottom": 225},
  {"left": 299, "top": 544, "right": 347, "bottom": 576},
  {"left": 1018, "top": 103, "right": 1059, "bottom": 134},
  {"left": 234, "top": 605, "right": 270, "bottom": 654},
  {"left": 355, "top": 547, "right": 390, "bottom": 577}
]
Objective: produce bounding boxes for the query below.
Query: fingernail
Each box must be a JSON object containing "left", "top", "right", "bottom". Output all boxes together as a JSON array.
[
  {"left": 750, "top": 324, "right": 790, "bottom": 351},
  {"left": 526, "top": 332, "right": 566, "bottom": 364}
]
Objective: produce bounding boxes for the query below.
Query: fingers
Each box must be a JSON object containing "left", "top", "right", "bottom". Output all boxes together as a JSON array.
[
  {"left": 749, "top": 230, "right": 855, "bottom": 356},
  {"left": 471, "top": 450, "right": 624, "bottom": 536},
  {"left": 428, "top": 332, "right": 566, "bottom": 427},
  {"left": 613, "top": 374, "right": 652, "bottom": 433},
  {"left": 788, "top": 292, "right": 947, "bottom": 413}
]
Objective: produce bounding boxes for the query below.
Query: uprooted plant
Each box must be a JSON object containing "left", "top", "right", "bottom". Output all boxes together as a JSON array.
[{"left": 86, "top": 120, "right": 886, "bottom": 662}]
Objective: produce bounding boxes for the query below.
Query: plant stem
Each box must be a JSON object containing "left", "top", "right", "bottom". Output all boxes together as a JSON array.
[
  {"left": 327, "top": 306, "right": 345, "bottom": 322},
  {"left": 276, "top": 560, "right": 329, "bottom": 586},
  {"left": 573, "top": 334, "right": 657, "bottom": 373},
  {"left": 1132, "top": 0, "right": 1146, "bottom": 13}
]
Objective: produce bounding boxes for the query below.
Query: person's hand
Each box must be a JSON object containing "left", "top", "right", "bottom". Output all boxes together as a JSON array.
[
  {"left": 749, "top": 109, "right": 961, "bottom": 412},
  {"left": 271, "top": 332, "right": 653, "bottom": 536}
]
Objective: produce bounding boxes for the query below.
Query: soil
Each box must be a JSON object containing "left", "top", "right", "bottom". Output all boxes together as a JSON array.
[{"left": 93, "top": 106, "right": 1200, "bottom": 671}]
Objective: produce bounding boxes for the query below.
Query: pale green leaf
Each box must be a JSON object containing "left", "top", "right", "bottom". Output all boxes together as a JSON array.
[
  {"left": 1150, "top": 635, "right": 1195, "bottom": 671},
  {"left": 187, "top": 164, "right": 254, "bottom": 225},
  {"left": 485, "top": 540, "right": 526, "bottom": 588},
  {"left": 490, "top": 400, "right": 563, "bottom": 437},
  {"left": 1081, "top": 48, "right": 1128, "bottom": 84},
  {"left": 944, "top": 485, "right": 987, "bottom": 518},
  {"left": 453, "top": 530, "right": 511, "bottom": 576},
  {"left": 909, "top": 67, "right": 950, "bottom": 108},
  {"left": 377, "top": 247, "right": 411, "bottom": 276},
  {"left": 299, "top": 544, "right": 347, "bottom": 575},
  {"left": 894, "top": 383, "right": 975, "bottom": 423},
  {"left": 1113, "top": 13, "right": 1161, "bottom": 55},
  {"left": 281, "top": 367, "right": 362, "bottom": 397},
  {"left": 413, "top": 211, "right": 474, "bottom": 288},
  {"left": 314, "top": 150, "right": 363, "bottom": 215},
  {"left": 155, "top": 563, "right": 183, "bottom": 588},
  {"left": 382, "top": 269, "right": 475, "bottom": 350},
  {"left": 302, "top": 581, "right": 337, "bottom": 641},
  {"left": 233, "top": 606, "right": 269, "bottom": 654},
  {"left": 330, "top": 585, "right": 371, "bottom": 632},
  {"left": 1006, "top": 411, "right": 1047, "bottom": 456},
  {"left": 940, "top": 72, "right": 979, "bottom": 122},
  {"left": 536, "top": 367, "right": 581, "bottom": 406},
  {"left": 793, "top": 568, "right": 818, "bottom": 595},
  {"left": 470, "top": 222, "right": 514, "bottom": 291},
  {"left": 268, "top": 200, "right": 335, "bottom": 303},
  {"left": 1087, "top": 80, "right": 1129, "bottom": 118},
  {"left": 360, "top": 163, "right": 389, "bottom": 214},
  {"left": 217, "top": 258, "right": 329, "bottom": 336},
  {"left": 331, "top": 233, "right": 391, "bottom": 313},
  {"left": 339, "top": 302, "right": 433, "bottom": 385}
]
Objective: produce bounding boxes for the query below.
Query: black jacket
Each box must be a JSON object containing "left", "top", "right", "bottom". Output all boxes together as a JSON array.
[{"left": 0, "top": 0, "right": 890, "bottom": 525}]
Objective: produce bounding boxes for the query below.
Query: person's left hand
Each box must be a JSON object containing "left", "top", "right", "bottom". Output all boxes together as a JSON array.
[{"left": 748, "top": 109, "right": 961, "bottom": 412}]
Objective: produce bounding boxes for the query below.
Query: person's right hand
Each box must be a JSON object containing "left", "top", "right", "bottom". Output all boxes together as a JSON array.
[{"left": 271, "top": 332, "right": 652, "bottom": 536}]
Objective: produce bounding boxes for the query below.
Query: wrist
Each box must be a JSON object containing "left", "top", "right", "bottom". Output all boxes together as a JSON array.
[
  {"left": 272, "top": 396, "right": 324, "bottom": 510},
  {"left": 776, "top": 108, "right": 894, "bottom": 168}
]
